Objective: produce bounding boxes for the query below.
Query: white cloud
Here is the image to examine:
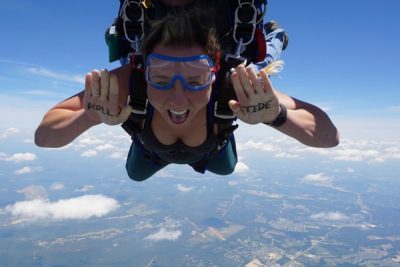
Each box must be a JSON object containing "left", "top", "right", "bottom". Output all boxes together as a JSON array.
[
  {"left": 81, "top": 150, "right": 97, "bottom": 158},
  {"left": 76, "top": 136, "right": 104, "bottom": 146},
  {"left": 332, "top": 148, "right": 380, "bottom": 162},
  {"left": 96, "top": 144, "right": 115, "bottom": 151},
  {"left": 5, "top": 195, "right": 119, "bottom": 222},
  {"left": 14, "top": 166, "right": 33, "bottom": 175},
  {"left": 1, "top": 153, "right": 38, "bottom": 163},
  {"left": 234, "top": 161, "right": 249, "bottom": 174},
  {"left": 144, "top": 228, "right": 182, "bottom": 242},
  {"left": 228, "top": 180, "right": 238, "bottom": 186},
  {"left": 237, "top": 140, "right": 279, "bottom": 152},
  {"left": 176, "top": 184, "right": 193, "bottom": 192},
  {"left": 75, "top": 185, "right": 94, "bottom": 192},
  {"left": 26, "top": 67, "right": 84, "bottom": 84},
  {"left": 17, "top": 185, "right": 48, "bottom": 200},
  {"left": 0, "top": 127, "right": 20, "bottom": 139},
  {"left": 303, "top": 173, "right": 332, "bottom": 186},
  {"left": 384, "top": 146, "right": 400, "bottom": 160},
  {"left": 310, "top": 211, "right": 348, "bottom": 221},
  {"left": 50, "top": 182, "right": 65, "bottom": 191},
  {"left": 275, "top": 152, "right": 299, "bottom": 158}
]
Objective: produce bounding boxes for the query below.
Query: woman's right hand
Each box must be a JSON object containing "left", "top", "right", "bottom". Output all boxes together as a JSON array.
[{"left": 83, "top": 69, "right": 132, "bottom": 125}]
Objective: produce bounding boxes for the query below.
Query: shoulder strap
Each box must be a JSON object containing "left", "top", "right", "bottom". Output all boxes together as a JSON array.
[
  {"left": 121, "top": 54, "right": 148, "bottom": 137},
  {"left": 213, "top": 0, "right": 267, "bottom": 125}
]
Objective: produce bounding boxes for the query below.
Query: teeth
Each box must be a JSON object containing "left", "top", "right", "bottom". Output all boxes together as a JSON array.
[{"left": 170, "top": 109, "right": 187, "bottom": 115}]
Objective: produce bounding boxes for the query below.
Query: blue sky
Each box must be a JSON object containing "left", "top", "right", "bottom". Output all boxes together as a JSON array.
[
  {"left": 0, "top": 0, "right": 399, "bottom": 139},
  {"left": 1, "top": 3, "right": 400, "bottom": 263}
]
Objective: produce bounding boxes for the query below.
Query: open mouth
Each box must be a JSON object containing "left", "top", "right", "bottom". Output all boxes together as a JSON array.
[{"left": 168, "top": 109, "right": 189, "bottom": 124}]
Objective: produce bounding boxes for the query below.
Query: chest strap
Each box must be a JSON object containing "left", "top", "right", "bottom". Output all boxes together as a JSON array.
[{"left": 121, "top": 53, "right": 147, "bottom": 137}]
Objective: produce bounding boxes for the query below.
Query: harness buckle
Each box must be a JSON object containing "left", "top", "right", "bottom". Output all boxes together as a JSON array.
[
  {"left": 233, "top": 1, "right": 257, "bottom": 46},
  {"left": 224, "top": 53, "right": 248, "bottom": 68},
  {"left": 214, "top": 101, "right": 236, "bottom": 120},
  {"left": 131, "top": 98, "right": 148, "bottom": 115},
  {"left": 129, "top": 52, "right": 145, "bottom": 70},
  {"left": 120, "top": 0, "right": 145, "bottom": 43}
]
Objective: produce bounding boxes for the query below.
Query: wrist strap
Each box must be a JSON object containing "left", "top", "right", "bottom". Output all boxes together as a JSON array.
[{"left": 265, "top": 103, "right": 287, "bottom": 127}]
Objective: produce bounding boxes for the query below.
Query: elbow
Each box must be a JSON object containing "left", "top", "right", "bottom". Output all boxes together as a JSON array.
[
  {"left": 34, "top": 127, "right": 59, "bottom": 148},
  {"left": 321, "top": 135, "right": 339, "bottom": 148},
  {"left": 315, "top": 127, "right": 340, "bottom": 148},
  {"left": 34, "top": 127, "right": 72, "bottom": 148},
  {"left": 34, "top": 128, "right": 48, "bottom": 147},
  {"left": 330, "top": 131, "right": 340, "bottom": 147},
  {"left": 326, "top": 126, "right": 340, "bottom": 147}
]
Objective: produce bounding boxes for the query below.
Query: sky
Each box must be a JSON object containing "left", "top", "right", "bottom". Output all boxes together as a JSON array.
[
  {"left": 1, "top": 0, "right": 400, "bottom": 140},
  {"left": 0, "top": 2, "right": 400, "bottom": 262}
]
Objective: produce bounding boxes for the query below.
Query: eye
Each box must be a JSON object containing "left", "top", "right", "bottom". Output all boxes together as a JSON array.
[
  {"left": 151, "top": 77, "right": 170, "bottom": 86},
  {"left": 155, "top": 80, "right": 169, "bottom": 86},
  {"left": 187, "top": 80, "right": 203, "bottom": 86}
]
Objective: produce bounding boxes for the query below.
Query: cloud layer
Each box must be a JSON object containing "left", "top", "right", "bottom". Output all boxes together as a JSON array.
[
  {"left": 144, "top": 228, "right": 182, "bottom": 242},
  {"left": 310, "top": 211, "right": 348, "bottom": 221},
  {"left": 1, "top": 152, "right": 37, "bottom": 163},
  {"left": 5, "top": 194, "right": 119, "bottom": 222}
]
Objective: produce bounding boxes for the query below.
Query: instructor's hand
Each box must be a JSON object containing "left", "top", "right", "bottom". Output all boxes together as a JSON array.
[
  {"left": 229, "top": 64, "right": 280, "bottom": 125},
  {"left": 83, "top": 69, "right": 132, "bottom": 125}
]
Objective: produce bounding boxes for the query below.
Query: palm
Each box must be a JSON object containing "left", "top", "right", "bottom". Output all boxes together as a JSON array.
[{"left": 229, "top": 65, "right": 279, "bottom": 125}]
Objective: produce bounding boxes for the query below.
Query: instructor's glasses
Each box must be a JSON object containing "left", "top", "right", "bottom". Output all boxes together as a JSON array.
[{"left": 145, "top": 53, "right": 216, "bottom": 91}]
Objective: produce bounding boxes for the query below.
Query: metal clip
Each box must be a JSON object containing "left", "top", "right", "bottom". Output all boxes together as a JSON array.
[{"left": 214, "top": 101, "right": 236, "bottom": 120}]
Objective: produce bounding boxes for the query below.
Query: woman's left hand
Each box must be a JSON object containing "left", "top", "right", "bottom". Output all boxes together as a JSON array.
[{"left": 229, "top": 64, "right": 280, "bottom": 125}]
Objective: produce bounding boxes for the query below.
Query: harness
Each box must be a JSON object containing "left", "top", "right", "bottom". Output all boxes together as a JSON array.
[{"left": 105, "top": 0, "right": 268, "bottom": 167}]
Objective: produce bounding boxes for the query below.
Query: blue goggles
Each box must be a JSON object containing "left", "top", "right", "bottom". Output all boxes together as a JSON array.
[{"left": 145, "top": 53, "right": 216, "bottom": 91}]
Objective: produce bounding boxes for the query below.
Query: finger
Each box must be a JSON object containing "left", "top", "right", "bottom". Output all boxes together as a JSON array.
[
  {"left": 228, "top": 100, "right": 242, "bottom": 116},
  {"left": 117, "top": 105, "right": 133, "bottom": 123},
  {"left": 231, "top": 70, "right": 248, "bottom": 102},
  {"left": 91, "top": 70, "right": 101, "bottom": 97},
  {"left": 108, "top": 73, "right": 120, "bottom": 115},
  {"left": 259, "top": 69, "right": 273, "bottom": 95},
  {"left": 247, "top": 67, "right": 263, "bottom": 94},
  {"left": 85, "top": 73, "right": 93, "bottom": 98},
  {"left": 100, "top": 69, "right": 110, "bottom": 101},
  {"left": 237, "top": 65, "right": 255, "bottom": 97}
]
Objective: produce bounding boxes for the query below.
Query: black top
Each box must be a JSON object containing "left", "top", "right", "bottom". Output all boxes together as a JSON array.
[{"left": 137, "top": 102, "right": 219, "bottom": 164}]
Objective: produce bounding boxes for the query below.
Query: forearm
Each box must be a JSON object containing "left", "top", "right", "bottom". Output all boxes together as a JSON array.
[
  {"left": 35, "top": 109, "right": 100, "bottom": 148},
  {"left": 271, "top": 104, "right": 339, "bottom": 148}
]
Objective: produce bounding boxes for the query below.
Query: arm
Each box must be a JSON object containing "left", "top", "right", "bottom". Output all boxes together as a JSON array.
[
  {"left": 229, "top": 65, "right": 339, "bottom": 148},
  {"left": 272, "top": 90, "right": 339, "bottom": 148},
  {"left": 34, "top": 90, "right": 99, "bottom": 147},
  {"left": 35, "top": 65, "right": 132, "bottom": 148}
]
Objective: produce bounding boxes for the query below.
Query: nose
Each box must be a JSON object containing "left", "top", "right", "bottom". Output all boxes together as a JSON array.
[{"left": 169, "top": 79, "right": 188, "bottom": 106}]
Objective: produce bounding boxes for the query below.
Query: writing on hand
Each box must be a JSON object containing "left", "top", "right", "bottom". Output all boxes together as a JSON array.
[
  {"left": 241, "top": 100, "right": 272, "bottom": 113},
  {"left": 87, "top": 102, "right": 113, "bottom": 117}
]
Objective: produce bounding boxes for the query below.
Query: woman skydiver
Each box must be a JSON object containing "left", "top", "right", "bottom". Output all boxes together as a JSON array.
[{"left": 35, "top": 8, "right": 339, "bottom": 181}]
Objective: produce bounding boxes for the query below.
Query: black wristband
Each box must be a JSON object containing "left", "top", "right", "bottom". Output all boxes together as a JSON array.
[{"left": 264, "top": 103, "right": 287, "bottom": 127}]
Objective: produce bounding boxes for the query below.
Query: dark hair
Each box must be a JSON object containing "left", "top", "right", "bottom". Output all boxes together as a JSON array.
[{"left": 141, "top": 8, "right": 220, "bottom": 62}]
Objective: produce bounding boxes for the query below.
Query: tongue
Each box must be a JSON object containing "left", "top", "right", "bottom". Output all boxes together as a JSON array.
[{"left": 169, "top": 110, "right": 188, "bottom": 124}]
